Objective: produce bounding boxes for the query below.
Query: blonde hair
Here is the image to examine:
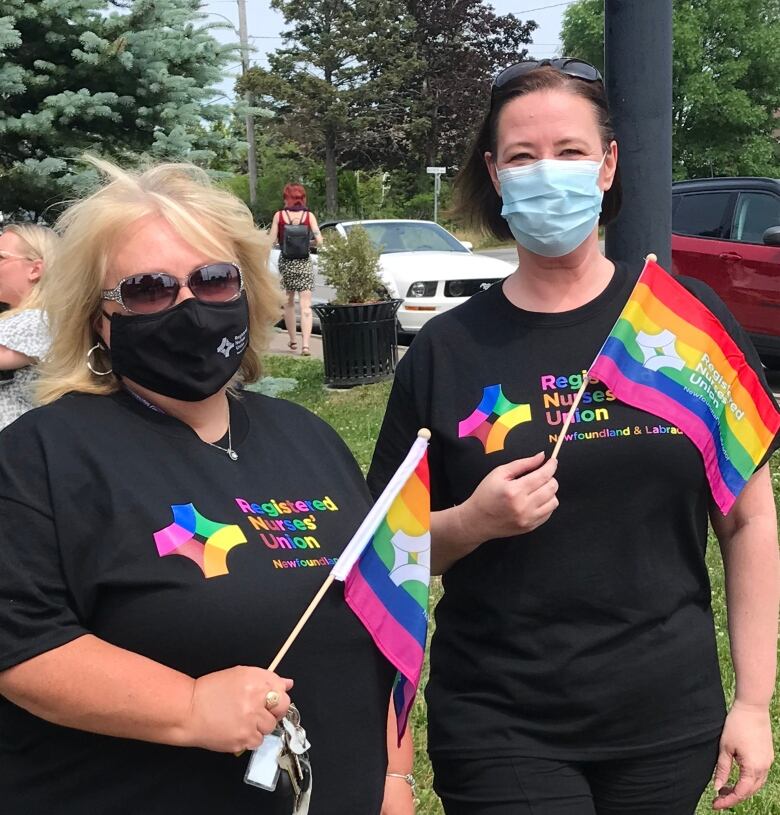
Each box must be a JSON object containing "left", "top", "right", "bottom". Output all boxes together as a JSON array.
[
  {"left": 0, "top": 223, "right": 58, "bottom": 317},
  {"left": 37, "top": 157, "right": 282, "bottom": 405}
]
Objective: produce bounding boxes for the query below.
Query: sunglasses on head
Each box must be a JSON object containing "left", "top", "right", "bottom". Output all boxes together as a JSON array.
[
  {"left": 492, "top": 58, "right": 603, "bottom": 97},
  {"left": 101, "top": 262, "right": 243, "bottom": 315}
]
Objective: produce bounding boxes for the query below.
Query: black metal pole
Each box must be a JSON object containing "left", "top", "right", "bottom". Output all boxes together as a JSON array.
[{"left": 604, "top": 0, "right": 673, "bottom": 271}]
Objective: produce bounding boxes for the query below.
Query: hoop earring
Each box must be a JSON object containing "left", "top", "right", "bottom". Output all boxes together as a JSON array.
[{"left": 86, "top": 343, "right": 113, "bottom": 376}]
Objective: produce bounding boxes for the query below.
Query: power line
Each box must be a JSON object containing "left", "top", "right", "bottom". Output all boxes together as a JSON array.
[
  {"left": 516, "top": 1, "right": 577, "bottom": 12},
  {"left": 208, "top": 0, "right": 577, "bottom": 12}
]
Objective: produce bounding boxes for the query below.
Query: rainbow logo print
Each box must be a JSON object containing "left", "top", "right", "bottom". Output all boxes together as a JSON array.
[
  {"left": 345, "top": 453, "right": 430, "bottom": 741},
  {"left": 590, "top": 259, "right": 780, "bottom": 514},
  {"left": 458, "top": 384, "right": 532, "bottom": 453},
  {"left": 153, "top": 503, "right": 248, "bottom": 578}
]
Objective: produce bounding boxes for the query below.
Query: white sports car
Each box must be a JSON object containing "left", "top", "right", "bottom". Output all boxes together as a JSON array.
[{"left": 269, "top": 219, "right": 516, "bottom": 333}]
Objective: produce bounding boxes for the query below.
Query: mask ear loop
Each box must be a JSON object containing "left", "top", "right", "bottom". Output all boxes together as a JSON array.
[{"left": 597, "top": 146, "right": 618, "bottom": 199}]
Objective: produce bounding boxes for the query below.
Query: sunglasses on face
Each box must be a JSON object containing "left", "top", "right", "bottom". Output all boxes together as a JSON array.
[
  {"left": 492, "top": 58, "right": 603, "bottom": 97},
  {"left": 101, "top": 262, "right": 244, "bottom": 315}
]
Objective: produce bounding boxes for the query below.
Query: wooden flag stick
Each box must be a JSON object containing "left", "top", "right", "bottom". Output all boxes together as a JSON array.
[
  {"left": 234, "top": 577, "right": 338, "bottom": 756},
  {"left": 266, "top": 428, "right": 432, "bottom": 672},
  {"left": 267, "top": 573, "right": 336, "bottom": 672},
  {"left": 236, "top": 581, "right": 338, "bottom": 756},
  {"left": 550, "top": 375, "right": 590, "bottom": 460}
]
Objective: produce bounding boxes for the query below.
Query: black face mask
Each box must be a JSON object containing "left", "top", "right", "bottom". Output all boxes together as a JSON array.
[{"left": 106, "top": 295, "right": 250, "bottom": 402}]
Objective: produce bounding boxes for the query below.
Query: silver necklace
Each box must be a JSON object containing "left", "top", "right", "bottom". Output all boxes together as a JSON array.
[
  {"left": 205, "top": 411, "right": 239, "bottom": 461},
  {"left": 123, "top": 385, "right": 238, "bottom": 461}
]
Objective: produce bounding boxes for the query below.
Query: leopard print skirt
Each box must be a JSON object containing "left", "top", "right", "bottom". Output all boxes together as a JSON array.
[{"left": 279, "top": 256, "right": 314, "bottom": 292}]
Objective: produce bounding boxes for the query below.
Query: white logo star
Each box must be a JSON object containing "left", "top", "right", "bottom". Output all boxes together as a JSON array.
[
  {"left": 388, "top": 530, "right": 431, "bottom": 589},
  {"left": 635, "top": 329, "right": 686, "bottom": 372},
  {"left": 217, "top": 337, "right": 235, "bottom": 358}
]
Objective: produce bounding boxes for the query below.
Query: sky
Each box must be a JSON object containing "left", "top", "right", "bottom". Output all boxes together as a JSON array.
[{"left": 201, "top": 0, "right": 571, "bottom": 98}]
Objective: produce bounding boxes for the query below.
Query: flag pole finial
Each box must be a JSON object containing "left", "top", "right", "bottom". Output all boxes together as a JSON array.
[
  {"left": 645, "top": 253, "right": 658, "bottom": 262},
  {"left": 417, "top": 428, "right": 432, "bottom": 440}
]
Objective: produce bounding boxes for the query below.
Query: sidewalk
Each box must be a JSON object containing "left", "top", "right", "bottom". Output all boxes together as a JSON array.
[
  {"left": 266, "top": 327, "right": 408, "bottom": 361},
  {"left": 267, "top": 327, "right": 326, "bottom": 359}
]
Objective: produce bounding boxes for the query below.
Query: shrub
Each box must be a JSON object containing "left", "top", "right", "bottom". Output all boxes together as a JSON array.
[{"left": 318, "top": 226, "right": 386, "bottom": 304}]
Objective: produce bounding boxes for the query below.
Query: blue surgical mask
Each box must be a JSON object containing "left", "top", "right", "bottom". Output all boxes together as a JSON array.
[{"left": 497, "top": 157, "right": 606, "bottom": 257}]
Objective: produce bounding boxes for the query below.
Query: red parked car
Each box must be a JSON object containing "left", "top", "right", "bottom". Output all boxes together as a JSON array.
[{"left": 671, "top": 177, "right": 780, "bottom": 364}]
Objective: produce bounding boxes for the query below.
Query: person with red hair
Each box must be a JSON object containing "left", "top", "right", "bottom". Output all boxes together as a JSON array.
[{"left": 269, "top": 184, "right": 322, "bottom": 356}]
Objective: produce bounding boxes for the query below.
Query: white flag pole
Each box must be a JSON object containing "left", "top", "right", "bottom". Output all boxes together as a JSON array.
[
  {"left": 331, "top": 429, "right": 430, "bottom": 581},
  {"left": 267, "top": 428, "right": 431, "bottom": 672},
  {"left": 551, "top": 254, "right": 658, "bottom": 462}
]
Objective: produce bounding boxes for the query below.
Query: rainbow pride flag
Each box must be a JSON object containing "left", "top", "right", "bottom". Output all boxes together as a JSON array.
[
  {"left": 332, "top": 434, "right": 430, "bottom": 742},
  {"left": 590, "top": 258, "right": 780, "bottom": 514}
]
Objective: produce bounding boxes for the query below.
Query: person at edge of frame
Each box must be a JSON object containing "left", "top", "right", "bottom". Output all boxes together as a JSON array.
[
  {"left": 0, "top": 223, "right": 58, "bottom": 430},
  {"left": 367, "top": 58, "right": 779, "bottom": 815}
]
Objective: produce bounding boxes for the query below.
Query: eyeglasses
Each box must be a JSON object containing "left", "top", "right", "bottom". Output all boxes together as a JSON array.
[
  {"left": 492, "top": 58, "right": 603, "bottom": 96},
  {"left": 101, "top": 262, "right": 244, "bottom": 315}
]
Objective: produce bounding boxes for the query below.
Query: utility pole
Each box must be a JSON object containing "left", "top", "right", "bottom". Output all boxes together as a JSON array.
[
  {"left": 604, "top": 0, "right": 673, "bottom": 270},
  {"left": 237, "top": 0, "right": 257, "bottom": 210}
]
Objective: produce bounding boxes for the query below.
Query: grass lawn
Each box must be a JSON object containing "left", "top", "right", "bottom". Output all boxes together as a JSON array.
[{"left": 256, "top": 355, "right": 780, "bottom": 814}]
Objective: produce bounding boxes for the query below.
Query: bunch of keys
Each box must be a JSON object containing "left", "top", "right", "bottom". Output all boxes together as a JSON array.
[
  {"left": 277, "top": 706, "right": 312, "bottom": 813},
  {"left": 244, "top": 703, "right": 313, "bottom": 815}
]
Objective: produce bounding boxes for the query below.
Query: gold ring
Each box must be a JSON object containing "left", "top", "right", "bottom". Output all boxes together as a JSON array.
[{"left": 265, "top": 690, "right": 280, "bottom": 710}]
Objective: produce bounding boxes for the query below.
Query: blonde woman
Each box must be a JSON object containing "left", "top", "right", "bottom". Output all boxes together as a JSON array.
[
  {"left": 0, "top": 160, "right": 411, "bottom": 815},
  {"left": 0, "top": 224, "right": 58, "bottom": 430}
]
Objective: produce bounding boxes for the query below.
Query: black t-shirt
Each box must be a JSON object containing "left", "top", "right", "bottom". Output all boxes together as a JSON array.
[
  {"left": 368, "top": 263, "right": 779, "bottom": 761},
  {"left": 0, "top": 390, "right": 393, "bottom": 814}
]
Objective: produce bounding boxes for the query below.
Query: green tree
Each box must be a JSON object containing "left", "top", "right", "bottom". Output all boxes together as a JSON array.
[
  {"left": 560, "top": 0, "right": 780, "bottom": 179},
  {"left": 239, "top": 0, "right": 414, "bottom": 216},
  {"left": 242, "top": 1, "right": 536, "bottom": 219},
  {"left": 253, "top": 134, "right": 322, "bottom": 226},
  {"left": 403, "top": 0, "right": 537, "bottom": 170},
  {"left": 0, "top": 0, "right": 236, "bottom": 219},
  {"left": 559, "top": 0, "right": 603, "bottom": 71}
]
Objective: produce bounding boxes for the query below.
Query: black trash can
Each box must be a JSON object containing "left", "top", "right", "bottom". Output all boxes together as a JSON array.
[{"left": 312, "top": 299, "right": 403, "bottom": 387}]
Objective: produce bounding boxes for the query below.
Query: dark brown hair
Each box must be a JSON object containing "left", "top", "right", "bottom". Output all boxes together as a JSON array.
[{"left": 453, "top": 66, "right": 622, "bottom": 241}]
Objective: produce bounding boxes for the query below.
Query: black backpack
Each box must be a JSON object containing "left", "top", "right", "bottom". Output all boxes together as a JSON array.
[{"left": 280, "top": 210, "right": 311, "bottom": 260}]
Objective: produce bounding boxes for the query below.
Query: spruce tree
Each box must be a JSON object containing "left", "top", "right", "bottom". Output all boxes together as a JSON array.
[{"left": 0, "top": 0, "right": 235, "bottom": 219}]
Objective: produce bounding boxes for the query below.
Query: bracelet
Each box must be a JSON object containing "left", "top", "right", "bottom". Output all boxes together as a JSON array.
[{"left": 386, "top": 772, "right": 416, "bottom": 790}]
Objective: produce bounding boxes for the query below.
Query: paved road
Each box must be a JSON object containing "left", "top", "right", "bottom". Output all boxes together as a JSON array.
[
  {"left": 477, "top": 245, "right": 517, "bottom": 264},
  {"left": 476, "top": 242, "right": 607, "bottom": 264}
]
